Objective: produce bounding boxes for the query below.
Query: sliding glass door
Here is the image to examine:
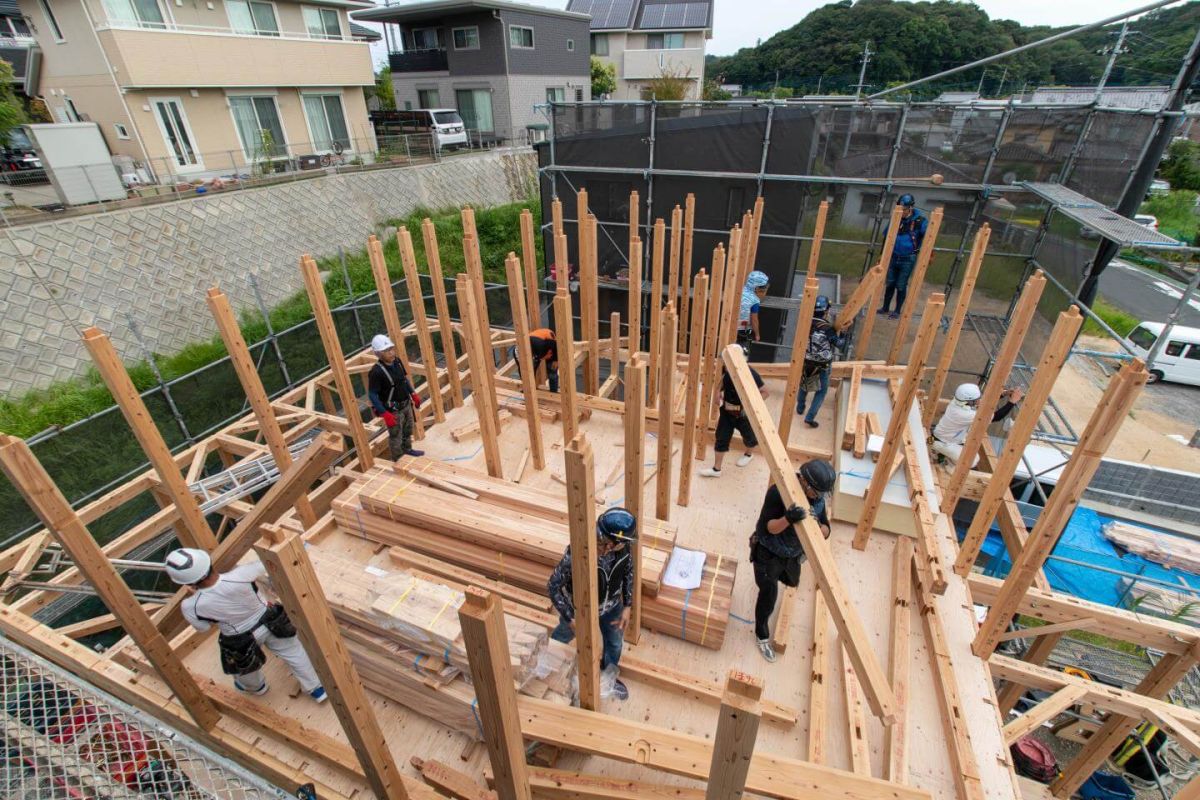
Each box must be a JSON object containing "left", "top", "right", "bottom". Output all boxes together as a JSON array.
[{"left": 455, "top": 89, "right": 493, "bottom": 134}]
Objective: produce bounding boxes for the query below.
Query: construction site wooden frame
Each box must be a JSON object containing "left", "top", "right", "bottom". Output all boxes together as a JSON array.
[{"left": 0, "top": 191, "right": 1192, "bottom": 800}]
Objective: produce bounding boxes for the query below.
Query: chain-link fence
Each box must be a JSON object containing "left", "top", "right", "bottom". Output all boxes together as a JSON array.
[{"left": 0, "top": 634, "right": 292, "bottom": 800}]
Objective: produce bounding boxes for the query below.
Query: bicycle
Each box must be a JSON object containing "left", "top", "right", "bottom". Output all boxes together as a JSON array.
[{"left": 319, "top": 142, "right": 347, "bottom": 168}]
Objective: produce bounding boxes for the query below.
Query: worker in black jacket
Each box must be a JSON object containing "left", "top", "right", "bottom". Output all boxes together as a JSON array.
[
  {"left": 750, "top": 459, "right": 836, "bottom": 663},
  {"left": 367, "top": 333, "right": 423, "bottom": 460}
]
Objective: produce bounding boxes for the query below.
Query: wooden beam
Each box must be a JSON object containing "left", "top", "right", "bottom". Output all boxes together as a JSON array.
[
  {"left": 678, "top": 271, "right": 708, "bottom": 507},
  {"left": 608, "top": 311, "right": 621, "bottom": 380},
  {"left": 923, "top": 223, "right": 989, "bottom": 427},
  {"left": 554, "top": 289, "right": 580, "bottom": 445},
  {"left": 624, "top": 356, "right": 647, "bottom": 645},
  {"left": 884, "top": 537, "right": 914, "bottom": 783},
  {"left": 257, "top": 533, "right": 409, "bottom": 800},
  {"left": 412, "top": 757, "right": 497, "bottom": 800},
  {"left": 833, "top": 264, "right": 885, "bottom": 334},
  {"left": 628, "top": 189, "right": 639, "bottom": 265},
  {"left": 508, "top": 766, "right": 705, "bottom": 800},
  {"left": 628, "top": 237, "right": 644, "bottom": 355},
  {"left": 955, "top": 307, "right": 1083, "bottom": 573},
  {"left": 520, "top": 208, "right": 541, "bottom": 328},
  {"left": 565, "top": 433, "right": 601, "bottom": 711},
  {"left": 721, "top": 224, "right": 747, "bottom": 351},
  {"left": 551, "top": 197, "right": 563, "bottom": 242},
  {"left": 721, "top": 344, "right": 897, "bottom": 723},
  {"left": 80, "top": 327, "right": 215, "bottom": 550},
  {"left": 706, "top": 671, "right": 763, "bottom": 800},
  {"left": 648, "top": 217, "right": 666, "bottom": 404},
  {"left": 619, "top": 654, "right": 796, "bottom": 725},
  {"left": 207, "top": 288, "right": 317, "bottom": 528},
  {"left": 456, "top": 274, "right": 504, "bottom": 478},
  {"left": 941, "top": 270, "right": 1046, "bottom": 515},
  {"left": 553, "top": 231, "right": 569, "bottom": 294},
  {"left": 578, "top": 191, "right": 599, "bottom": 394},
  {"left": 1001, "top": 685, "right": 1087, "bottom": 745},
  {"left": 423, "top": 218, "right": 464, "bottom": 408},
  {"left": 668, "top": 204, "right": 682, "bottom": 316},
  {"left": 771, "top": 586, "right": 796, "bottom": 655},
  {"left": 505, "top": 253, "right": 546, "bottom": 471},
  {"left": 679, "top": 193, "right": 695, "bottom": 352},
  {"left": 996, "top": 617, "right": 1098, "bottom": 642},
  {"left": 778, "top": 277, "right": 820, "bottom": 447},
  {"left": 0, "top": 435, "right": 221, "bottom": 730},
  {"left": 656, "top": 305, "right": 677, "bottom": 521},
  {"left": 1143, "top": 706, "right": 1200, "bottom": 760},
  {"left": 996, "top": 631, "right": 1065, "bottom": 715},
  {"left": 747, "top": 196, "right": 765, "bottom": 273},
  {"left": 399, "top": 227, "right": 446, "bottom": 424},
  {"left": 853, "top": 293, "right": 945, "bottom": 550},
  {"left": 886, "top": 207, "right": 944, "bottom": 365},
  {"left": 807, "top": 593, "right": 829, "bottom": 763},
  {"left": 841, "top": 366, "right": 863, "bottom": 452},
  {"left": 696, "top": 244, "right": 728, "bottom": 462},
  {"left": 300, "top": 255, "right": 375, "bottom": 469},
  {"left": 805, "top": 200, "right": 829, "bottom": 283},
  {"left": 458, "top": 589, "right": 533, "bottom": 800},
  {"left": 841, "top": 641, "right": 872, "bottom": 775}
]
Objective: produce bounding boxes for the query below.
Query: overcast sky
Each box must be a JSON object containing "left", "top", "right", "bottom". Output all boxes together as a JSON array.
[{"left": 364, "top": 1, "right": 1169, "bottom": 64}]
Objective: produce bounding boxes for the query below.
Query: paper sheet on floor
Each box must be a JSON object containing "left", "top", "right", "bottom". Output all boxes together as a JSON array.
[{"left": 663, "top": 547, "right": 706, "bottom": 590}]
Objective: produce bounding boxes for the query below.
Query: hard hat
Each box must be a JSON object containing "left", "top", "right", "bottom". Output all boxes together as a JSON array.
[
  {"left": 596, "top": 507, "right": 637, "bottom": 543},
  {"left": 954, "top": 383, "right": 982, "bottom": 403},
  {"left": 814, "top": 295, "right": 831, "bottom": 315},
  {"left": 165, "top": 548, "right": 212, "bottom": 585},
  {"left": 898, "top": 193, "right": 916, "bottom": 207},
  {"left": 746, "top": 271, "right": 770, "bottom": 290},
  {"left": 371, "top": 334, "right": 395, "bottom": 352},
  {"left": 799, "top": 459, "right": 837, "bottom": 494}
]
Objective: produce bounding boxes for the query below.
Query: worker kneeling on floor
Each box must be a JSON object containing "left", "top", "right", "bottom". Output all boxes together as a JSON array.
[
  {"left": 547, "top": 508, "right": 636, "bottom": 701},
  {"left": 165, "top": 548, "right": 327, "bottom": 703},
  {"left": 931, "top": 382, "right": 1023, "bottom": 466}
]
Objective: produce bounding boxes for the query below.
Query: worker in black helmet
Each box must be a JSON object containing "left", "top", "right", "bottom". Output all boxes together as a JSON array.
[
  {"left": 749, "top": 459, "right": 836, "bottom": 663},
  {"left": 877, "top": 194, "right": 928, "bottom": 319},
  {"left": 795, "top": 295, "right": 844, "bottom": 429},
  {"left": 547, "top": 507, "right": 637, "bottom": 700}
]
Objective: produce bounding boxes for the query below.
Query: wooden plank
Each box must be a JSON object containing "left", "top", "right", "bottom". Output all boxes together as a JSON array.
[
  {"left": 853, "top": 413, "right": 867, "bottom": 458},
  {"left": 565, "top": 433, "right": 601, "bottom": 711},
  {"left": 996, "top": 631, "right": 1065, "bottom": 715},
  {"left": 399, "top": 226, "right": 446, "bottom": 424},
  {"left": 1142, "top": 706, "right": 1200, "bottom": 760},
  {"left": 955, "top": 307, "right": 1084, "bottom": 574},
  {"left": 996, "top": 618, "right": 1098, "bottom": 642},
  {"left": 678, "top": 270, "right": 708, "bottom": 506},
  {"left": 1, "top": 530, "right": 51, "bottom": 597},
  {"left": 423, "top": 217, "right": 465, "bottom": 408},
  {"left": 721, "top": 344, "right": 896, "bottom": 723},
  {"left": 624, "top": 355, "right": 648, "bottom": 645},
  {"left": 841, "top": 642, "right": 871, "bottom": 776},
  {"left": 459, "top": 589, "right": 534, "bottom": 800},
  {"left": 833, "top": 264, "right": 885, "bottom": 333},
  {"left": 456, "top": 274, "right": 504, "bottom": 478},
  {"left": 0, "top": 435, "right": 221, "bottom": 731},
  {"left": 807, "top": 592, "right": 829, "bottom": 763},
  {"left": 412, "top": 757, "right": 497, "bottom": 800},
  {"left": 257, "top": 533, "right": 410, "bottom": 800},
  {"left": 1001, "top": 685, "right": 1087, "bottom": 745},
  {"left": 805, "top": 200, "right": 829, "bottom": 282},
  {"left": 841, "top": 366, "right": 863, "bottom": 451},
  {"left": 884, "top": 537, "right": 914, "bottom": 783},
  {"left": 778, "top": 277, "right": 820, "bottom": 446},
  {"left": 923, "top": 223, "right": 989, "bottom": 427},
  {"left": 886, "top": 207, "right": 944, "bottom": 365},
  {"left": 57, "top": 602, "right": 162, "bottom": 639},
  {"left": 451, "top": 410, "right": 513, "bottom": 442},
  {"left": 679, "top": 193, "right": 695, "bottom": 352},
  {"left": 851, "top": 204, "right": 903, "bottom": 359},
  {"left": 706, "top": 671, "right": 763, "bottom": 800},
  {"left": 505, "top": 253, "right": 547, "bottom": 471},
  {"left": 81, "top": 327, "right": 216, "bottom": 550},
  {"left": 554, "top": 289, "right": 580, "bottom": 445},
  {"left": 771, "top": 585, "right": 797, "bottom": 655},
  {"left": 696, "top": 244, "right": 728, "bottom": 461},
  {"left": 648, "top": 217, "right": 666, "bottom": 404},
  {"left": 656, "top": 305, "right": 677, "bottom": 521},
  {"left": 628, "top": 237, "right": 644, "bottom": 355},
  {"left": 619, "top": 654, "right": 796, "bottom": 725},
  {"left": 853, "top": 293, "right": 945, "bottom": 550},
  {"left": 520, "top": 208, "right": 541, "bottom": 328},
  {"left": 508, "top": 766, "right": 705, "bottom": 800}
]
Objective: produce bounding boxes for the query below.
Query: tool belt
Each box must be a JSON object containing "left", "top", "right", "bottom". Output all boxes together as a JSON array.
[
  {"left": 211, "top": 603, "right": 295, "bottom": 676},
  {"left": 722, "top": 402, "right": 743, "bottom": 415}
]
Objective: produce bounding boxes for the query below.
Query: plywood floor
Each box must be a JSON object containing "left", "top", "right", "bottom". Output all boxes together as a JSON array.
[{"left": 173, "top": 370, "right": 1024, "bottom": 800}]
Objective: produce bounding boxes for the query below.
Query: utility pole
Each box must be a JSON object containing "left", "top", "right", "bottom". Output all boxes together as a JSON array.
[
  {"left": 854, "top": 41, "right": 873, "bottom": 99},
  {"left": 1095, "top": 21, "right": 1133, "bottom": 103}
]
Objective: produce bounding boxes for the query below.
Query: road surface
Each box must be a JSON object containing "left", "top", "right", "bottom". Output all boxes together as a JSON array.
[{"left": 1098, "top": 259, "right": 1200, "bottom": 328}]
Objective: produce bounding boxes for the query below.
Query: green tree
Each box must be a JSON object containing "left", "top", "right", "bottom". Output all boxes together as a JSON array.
[
  {"left": 702, "top": 79, "right": 733, "bottom": 101},
  {"left": 641, "top": 66, "right": 692, "bottom": 101},
  {"left": 590, "top": 56, "right": 616, "bottom": 98},
  {"left": 373, "top": 65, "right": 396, "bottom": 110},
  {"left": 0, "top": 61, "right": 26, "bottom": 145},
  {"left": 1161, "top": 140, "right": 1200, "bottom": 193}
]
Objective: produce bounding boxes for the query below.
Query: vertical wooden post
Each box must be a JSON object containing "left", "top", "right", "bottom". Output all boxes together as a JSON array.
[
  {"left": 705, "top": 671, "right": 763, "bottom": 800},
  {"left": 668, "top": 204, "right": 682, "bottom": 312},
  {"left": 554, "top": 289, "right": 580, "bottom": 445},
  {"left": 81, "top": 328, "right": 215, "bottom": 550},
  {"left": 551, "top": 197, "right": 563, "bottom": 240},
  {"left": 458, "top": 589, "right": 533, "bottom": 800},
  {"left": 0, "top": 435, "right": 221, "bottom": 731},
  {"left": 884, "top": 537, "right": 914, "bottom": 783},
  {"left": 923, "top": 224, "right": 990, "bottom": 427},
  {"left": 623, "top": 356, "right": 647, "bottom": 644},
  {"left": 256, "top": 534, "right": 410, "bottom": 800},
  {"left": 206, "top": 289, "right": 316, "bottom": 528},
  {"left": 778, "top": 277, "right": 820, "bottom": 446},
  {"left": 565, "top": 433, "right": 601, "bottom": 711},
  {"left": 627, "top": 237, "right": 643, "bottom": 358},
  {"left": 974, "top": 359, "right": 1148, "bottom": 658},
  {"left": 609, "top": 311, "right": 621, "bottom": 380},
  {"left": 679, "top": 193, "right": 696, "bottom": 352},
  {"left": 553, "top": 231, "right": 569, "bottom": 294},
  {"left": 805, "top": 200, "right": 830, "bottom": 283},
  {"left": 520, "top": 208, "right": 541, "bottom": 328},
  {"left": 746, "top": 195, "right": 765, "bottom": 273},
  {"left": 719, "top": 226, "right": 744, "bottom": 354},
  {"left": 954, "top": 308, "right": 1084, "bottom": 574},
  {"left": 852, "top": 292, "right": 945, "bottom": 551},
  {"left": 628, "top": 190, "right": 639, "bottom": 264},
  {"left": 647, "top": 218, "right": 666, "bottom": 404},
  {"left": 504, "top": 253, "right": 545, "bottom": 471},
  {"left": 678, "top": 271, "right": 709, "bottom": 506},
  {"left": 696, "top": 244, "right": 728, "bottom": 461},
  {"left": 368, "top": 236, "right": 423, "bottom": 440},
  {"left": 462, "top": 205, "right": 478, "bottom": 239},
  {"left": 655, "top": 305, "right": 677, "bottom": 521},
  {"left": 584, "top": 214, "right": 601, "bottom": 394},
  {"left": 887, "top": 208, "right": 944, "bottom": 365},
  {"left": 422, "top": 219, "right": 464, "bottom": 409},
  {"left": 398, "top": 227, "right": 446, "bottom": 424},
  {"left": 462, "top": 232, "right": 493, "bottom": 362},
  {"left": 941, "top": 270, "right": 1046, "bottom": 515},
  {"left": 456, "top": 274, "right": 503, "bottom": 478},
  {"left": 807, "top": 593, "right": 829, "bottom": 763},
  {"left": 300, "top": 256, "right": 376, "bottom": 468}
]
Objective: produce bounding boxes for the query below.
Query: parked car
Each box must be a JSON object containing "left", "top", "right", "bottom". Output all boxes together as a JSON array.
[
  {"left": 370, "top": 108, "right": 468, "bottom": 151},
  {"left": 1148, "top": 179, "right": 1170, "bottom": 196},
  {"left": 1134, "top": 214, "right": 1159, "bottom": 231},
  {"left": 1124, "top": 322, "right": 1200, "bottom": 385},
  {"left": 1, "top": 127, "right": 42, "bottom": 170}
]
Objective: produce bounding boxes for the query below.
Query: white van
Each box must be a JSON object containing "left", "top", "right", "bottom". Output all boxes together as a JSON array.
[
  {"left": 370, "top": 109, "right": 468, "bottom": 151},
  {"left": 1124, "top": 322, "right": 1200, "bottom": 386}
]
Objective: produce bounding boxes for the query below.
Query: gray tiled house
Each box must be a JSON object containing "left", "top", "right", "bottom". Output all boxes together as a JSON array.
[{"left": 354, "top": 0, "right": 591, "bottom": 144}]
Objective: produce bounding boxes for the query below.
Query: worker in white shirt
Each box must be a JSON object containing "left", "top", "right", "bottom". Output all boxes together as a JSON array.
[
  {"left": 165, "top": 548, "right": 326, "bottom": 702},
  {"left": 931, "top": 383, "right": 1024, "bottom": 466}
]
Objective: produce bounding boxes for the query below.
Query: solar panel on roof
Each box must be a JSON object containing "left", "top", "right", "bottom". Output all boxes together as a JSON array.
[
  {"left": 635, "top": 1, "right": 709, "bottom": 29},
  {"left": 572, "top": 0, "right": 636, "bottom": 28}
]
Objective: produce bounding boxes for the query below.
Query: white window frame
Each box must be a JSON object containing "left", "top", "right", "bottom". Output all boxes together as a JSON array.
[
  {"left": 590, "top": 33, "right": 608, "bottom": 56},
  {"left": 299, "top": 90, "right": 351, "bottom": 154},
  {"left": 416, "top": 88, "right": 440, "bottom": 108},
  {"left": 38, "top": 0, "right": 65, "bottom": 41},
  {"left": 114, "top": 122, "right": 131, "bottom": 139},
  {"left": 224, "top": 0, "right": 280, "bottom": 36},
  {"left": 101, "top": 0, "right": 169, "bottom": 28},
  {"left": 63, "top": 96, "right": 81, "bottom": 121},
  {"left": 411, "top": 26, "right": 439, "bottom": 50},
  {"left": 149, "top": 95, "right": 206, "bottom": 173},
  {"left": 566, "top": 38, "right": 574, "bottom": 51},
  {"left": 451, "top": 25, "right": 478, "bottom": 50},
  {"left": 301, "top": 5, "right": 341, "bottom": 40},
  {"left": 225, "top": 90, "right": 291, "bottom": 161},
  {"left": 545, "top": 87, "right": 565, "bottom": 103},
  {"left": 5, "top": 15, "right": 32, "bottom": 38},
  {"left": 508, "top": 25, "right": 533, "bottom": 49}
]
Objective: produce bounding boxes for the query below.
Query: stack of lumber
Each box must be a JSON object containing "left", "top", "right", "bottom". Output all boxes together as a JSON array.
[
  {"left": 333, "top": 463, "right": 736, "bottom": 649},
  {"left": 1103, "top": 521, "right": 1200, "bottom": 575}
]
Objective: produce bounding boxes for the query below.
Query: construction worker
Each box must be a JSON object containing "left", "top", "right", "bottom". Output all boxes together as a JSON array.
[
  {"left": 877, "top": 194, "right": 928, "bottom": 319},
  {"left": 367, "top": 334, "right": 423, "bottom": 460},
  {"left": 794, "top": 295, "right": 843, "bottom": 429},
  {"left": 165, "top": 548, "right": 327, "bottom": 703},
  {"left": 932, "top": 383, "right": 1025, "bottom": 465},
  {"left": 750, "top": 459, "right": 836, "bottom": 662},
  {"left": 511, "top": 327, "right": 560, "bottom": 392},
  {"left": 547, "top": 507, "right": 637, "bottom": 701},
  {"left": 701, "top": 345, "right": 768, "bottom": 477},
  {"left": 737, "top": 271, "right": 770, "bottom": 344}
]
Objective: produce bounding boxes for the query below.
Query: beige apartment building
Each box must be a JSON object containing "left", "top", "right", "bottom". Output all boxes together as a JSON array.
[{"left": 16, "top": 0, "right": 376, "bottom": 181}]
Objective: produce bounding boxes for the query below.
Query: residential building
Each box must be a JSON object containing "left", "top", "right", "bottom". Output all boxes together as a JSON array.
[
  {"left": 0, "top": 0, "right": 39, "bottom": 97},
  {"left": 353, "top": 0, "right": 590, "bottom": 144},
  {"left": 15, "top": 0, "right": 376, "bottom": 181},
  {"left": 1030, "top": 85, "right": 1169, "bottom": 110},
  {"left": 567, "top": 0, "right": 713, "bottom": 101}
]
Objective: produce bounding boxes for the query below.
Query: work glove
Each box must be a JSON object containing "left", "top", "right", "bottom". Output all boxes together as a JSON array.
[
  {"left": 411, "top": 392, "right": 423, "bottom": 409},
  {"left": 785, "top": 505, "right": 807, "bottom": 524},
  {"left": 382, "top": 411, "right": 397, "bottom": 428}
]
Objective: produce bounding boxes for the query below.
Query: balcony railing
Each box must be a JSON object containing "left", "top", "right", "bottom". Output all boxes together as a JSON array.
[
  {"left": 96, "top": 18, "right": 358, "bottom": 43},
  {"left": 389, "top": 48, "right": 449, "bottom": 73}
]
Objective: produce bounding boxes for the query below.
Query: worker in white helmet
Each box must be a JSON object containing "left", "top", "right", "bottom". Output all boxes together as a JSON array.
[
  {"left": 932, "top": 383, "right": 1024, "bottom": 465},
  {"left": 164, "top": 548, "right": 326, "bottom": 703},
  {"left": 367, "top": 333, "right": 423, "bottom": 461}
]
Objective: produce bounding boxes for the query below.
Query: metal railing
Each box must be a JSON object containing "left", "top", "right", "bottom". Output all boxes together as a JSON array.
[{"left": 96, "top": 17, "right": 362, "bottom": 43}]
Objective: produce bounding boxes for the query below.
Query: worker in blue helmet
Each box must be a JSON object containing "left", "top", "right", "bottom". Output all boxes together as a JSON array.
[
  {"left": 547, "top": 507, "right": 638, "bottom": 700},
  {"left": 795, "top": 295, "right": 844, "bottom": 428},
  {"left": 877, "top": 194, "right": 928, "bottom": 319},
  {"left": 737, "top": 271, "right": 770, "bottom": 344}
]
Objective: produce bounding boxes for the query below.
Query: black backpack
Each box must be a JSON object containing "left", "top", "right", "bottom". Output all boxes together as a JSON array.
[{"left": 805, "top": 319, "right": 836, "bottom": 366}]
